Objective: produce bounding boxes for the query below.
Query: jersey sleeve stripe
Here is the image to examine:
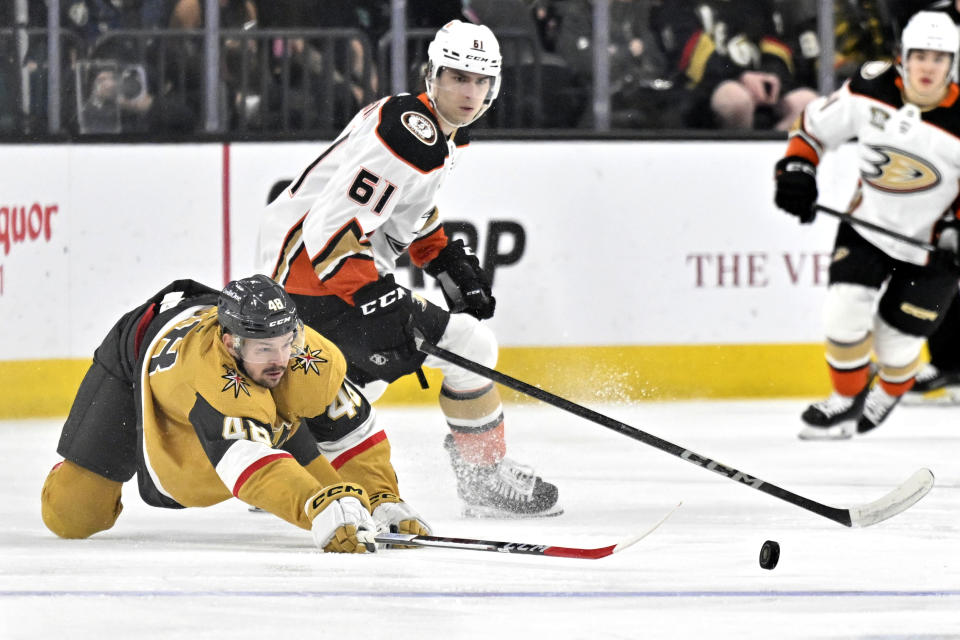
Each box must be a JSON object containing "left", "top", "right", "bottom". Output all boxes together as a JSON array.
[
  {"left": 309, "top": 218, "right": 373, "bottom": 281},
  {"left": 329, "top": 429, "right": 387, "bottom": 470},
  {"left": 409, "top": 224, "right": 448, "bottom": 267},
  {"left": 785, "top": 134, "right": 820, "bottom": 164},
  {"left": 214, "top": 440, "right": 294, "bottom": 497},
  {"left": 270, "top": 213, "right": 307, "bottom": 281},
  {"left": 787, "top": 112, "right": 823, "bottom": 162},
  {"left": 231, "top": 452, "right": 294, "bottom": 497}
]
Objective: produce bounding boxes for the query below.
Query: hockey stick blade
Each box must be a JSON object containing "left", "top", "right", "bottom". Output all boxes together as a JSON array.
[
  {"left": 814, "top": 204, "right": 936, "bottom": 252},
  {"left": 414, "top": 333, "right": 934, "bottom": 528},
  {"left": 847, "top": 468, "right": 934, "bottom": 528},
  {"left": 375, "top": 503, "right": 681, "bottom": 560}
]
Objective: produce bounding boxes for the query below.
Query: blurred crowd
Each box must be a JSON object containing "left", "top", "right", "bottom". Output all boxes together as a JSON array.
[{"left": 0, "top": 0, "right": 957, "bottom": 135}]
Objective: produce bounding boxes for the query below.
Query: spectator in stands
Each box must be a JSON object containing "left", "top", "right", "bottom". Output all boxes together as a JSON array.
[
  {"left": 408, "top": 0, "right": 466, "bottom": 28},
  {"left": 255, "top": 0, "right": 375, "bottom": 130},
  {"left": 63, "top": 0, "right": 200, "bottom": 133},
  {"left": 651, "top": 0, "right": 817, "bottom": 130},
  {"left": 832, "top": 0, "right": 898, "bottom": 82},
  {"left": 607, "top": 0, "right": 675, "bottom": 128},
  {"left": 466, "top": 0, "right": 584, "bottom": 127},
  {"left": 770, "top": 0, "right": 819, "bottom": 90},
  {"left": 168, "top": 0, "right": 258, "bottom": 129}
]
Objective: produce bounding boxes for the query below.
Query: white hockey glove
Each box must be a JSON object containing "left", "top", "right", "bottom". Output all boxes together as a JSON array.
[
  {"left": 306, "top": 483, "right": 377, "bottom": 553},
  {"left": 370, "top": 492, "right": 431, "bottom": 548}
]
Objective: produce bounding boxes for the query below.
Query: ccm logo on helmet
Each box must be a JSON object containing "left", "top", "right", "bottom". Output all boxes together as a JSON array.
[
  {"left": 466, "top": 54, "right": 491, "bottom": 62},
  {"left": 268, "top": 316, "right": 292, "bottom": 328}
]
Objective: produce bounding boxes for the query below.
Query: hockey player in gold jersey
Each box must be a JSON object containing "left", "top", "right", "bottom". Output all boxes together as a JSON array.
[{"left": 41, "top": 275, "right": 429, "bottom": 552}]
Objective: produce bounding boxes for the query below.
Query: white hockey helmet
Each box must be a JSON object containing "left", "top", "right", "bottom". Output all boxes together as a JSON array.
[
  {"left": 900, "top": 11, "right": 960, "bottom": 84},
  {"left": 425, "top": 20, "right": 502, "bottom": 125}
]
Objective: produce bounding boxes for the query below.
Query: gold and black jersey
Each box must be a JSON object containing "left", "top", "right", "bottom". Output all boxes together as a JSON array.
[{"left": 137, "top": 305, "right": 349, "bottom": 529}]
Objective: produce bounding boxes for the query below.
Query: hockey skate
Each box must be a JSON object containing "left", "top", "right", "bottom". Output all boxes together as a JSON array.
[
  {"left": 444, "top": 434, "right": 563, "bottom": 518},
  {"left": 901, "top": 364, "right": 960, "bottom": 405},
  {"left": 857, "top": 385, "right": 902, "bottom": 434},
  {"left": 798, "top": 386, "right": 870, "bottom": 440}
]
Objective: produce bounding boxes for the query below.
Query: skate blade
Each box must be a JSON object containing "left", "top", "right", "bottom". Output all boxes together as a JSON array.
[
  {"left": 461, "top": 503, "right": 565, "bottom": 519},
  {"left": 798, "top": 421, "right": 855, "bottom": 440},
  {"left": 901, "top": 386, "right": 960, "bottom": 406}
]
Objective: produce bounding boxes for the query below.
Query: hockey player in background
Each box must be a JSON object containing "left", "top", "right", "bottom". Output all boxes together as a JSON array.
[
  {"left": 41, "top": 275, "right": 430, "bottom": 552},
  {"left": 773, "top": 11, "right": 960, "bottom": 439},
  {"left": 257, "top": 20, "right": 561, "bottom": 518}
]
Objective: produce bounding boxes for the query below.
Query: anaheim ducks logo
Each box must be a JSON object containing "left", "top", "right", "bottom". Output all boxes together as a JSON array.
[
  {"left": 401, "top": 111, "right": 437, "bottom": 145},
  {"left": 291, "top": 345, "right": 327, "bottom": 375},
  {"left": 860, "top": 145, "right": 941, "bottom": 193},
  {"left": 221, "top": 366, "right": 251, "bottom": 398}
]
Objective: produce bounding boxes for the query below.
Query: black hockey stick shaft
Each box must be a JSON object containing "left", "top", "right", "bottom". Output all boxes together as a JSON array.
[
  {"left": 415, "top": 336, "right": 854, "bottom": 526},
  {"left": 814, "top": 204, "right": 936, "bottom": 252}
]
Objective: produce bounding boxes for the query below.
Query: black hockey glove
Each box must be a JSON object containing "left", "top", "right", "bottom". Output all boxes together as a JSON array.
[
  {"left": 930, "top": 217, "right": 960, "bottom": 274},
  {"left": 930, "top": 248, "right": 960, "bottom": 274},
  {"left": 350, "top": 275, "right": 421, "bottom": 371},
  {"left": 774, "top": 156, "right": 818, "bottom": 224},
  {"left": 423, "top": 239, "right": 496, "bottom": 320}
]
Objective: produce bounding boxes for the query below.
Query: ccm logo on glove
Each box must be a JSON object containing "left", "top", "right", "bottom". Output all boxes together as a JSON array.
[
  {"left": 310, "top": 483, "right": 366, "bottom": 510},
  {"left": 359, "top": 286, "right": 408, "bottom": 315}
]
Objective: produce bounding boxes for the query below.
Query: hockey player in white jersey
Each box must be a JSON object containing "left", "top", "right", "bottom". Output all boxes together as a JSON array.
[
  {"left": 774, "top": 11, "right": 960, "bottom": 439},
  {"left": 257, "top": 20, "right": 561, "bottom": 517}
]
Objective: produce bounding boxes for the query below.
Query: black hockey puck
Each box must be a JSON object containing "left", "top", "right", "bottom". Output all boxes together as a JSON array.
[{"left": 759, "top": 540, "right": 780, "bottom": 570}]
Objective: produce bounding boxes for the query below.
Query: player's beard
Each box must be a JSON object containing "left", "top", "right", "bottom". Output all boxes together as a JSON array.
[
  {"left": 237, "top": 359, "right": 287, "bottom": 389},
  {"left": 254, "top": 365, "right": 287, "bottom": 389}
]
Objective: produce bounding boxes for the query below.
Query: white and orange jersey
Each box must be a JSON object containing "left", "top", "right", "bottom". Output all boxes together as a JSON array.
[
  {"left": 787, "top": 61, "right": 960, "bottom": 265},
  {"left": 257, "top": 92, "right": 470, "bottom": 304}
]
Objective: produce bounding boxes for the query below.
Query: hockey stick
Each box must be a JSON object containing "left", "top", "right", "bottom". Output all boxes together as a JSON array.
[
  {"left": 414, "top": 333, "right": 934, "bottom": 528},
  {"left": 814, "top": 204, "right": 937, "bottom": 252},
  {"left": 375, "top": 502, "right": 680, "bottom": 559}
]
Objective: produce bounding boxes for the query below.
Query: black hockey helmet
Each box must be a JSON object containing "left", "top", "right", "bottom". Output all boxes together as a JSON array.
[{"left": 218, "top": 274, "right": 300, "bottom": 339}]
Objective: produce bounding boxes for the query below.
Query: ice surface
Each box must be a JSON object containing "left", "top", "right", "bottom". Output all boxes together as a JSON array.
[{"left": 2, "top": 400, "right": 957, "bottom": 639}]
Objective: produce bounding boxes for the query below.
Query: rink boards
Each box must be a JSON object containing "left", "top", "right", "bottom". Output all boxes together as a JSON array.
[{"left": 0, "top": 140, "right": 863, "bottom": 417}]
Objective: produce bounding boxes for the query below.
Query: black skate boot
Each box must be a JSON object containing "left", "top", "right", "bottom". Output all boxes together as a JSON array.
[
  {"left": 857, "top": 385, "right": 902, "bottom": 434},
  {"left": 798, "top": 386, "right": 870, "bottom": 440},
  {"left": 444, "top": 434, "right": 563, "bottom": 518},
  {"left": 902, "top": 364, "right": 960, "bottom": 405}
]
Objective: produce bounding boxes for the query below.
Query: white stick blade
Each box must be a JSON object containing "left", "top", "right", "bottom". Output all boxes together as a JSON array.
[
  {"left": 612, "top": 502, "right": 682, "bottom": 555},
  {"left": 848, "top": 468, "right": 935, "bottom": 528}
]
